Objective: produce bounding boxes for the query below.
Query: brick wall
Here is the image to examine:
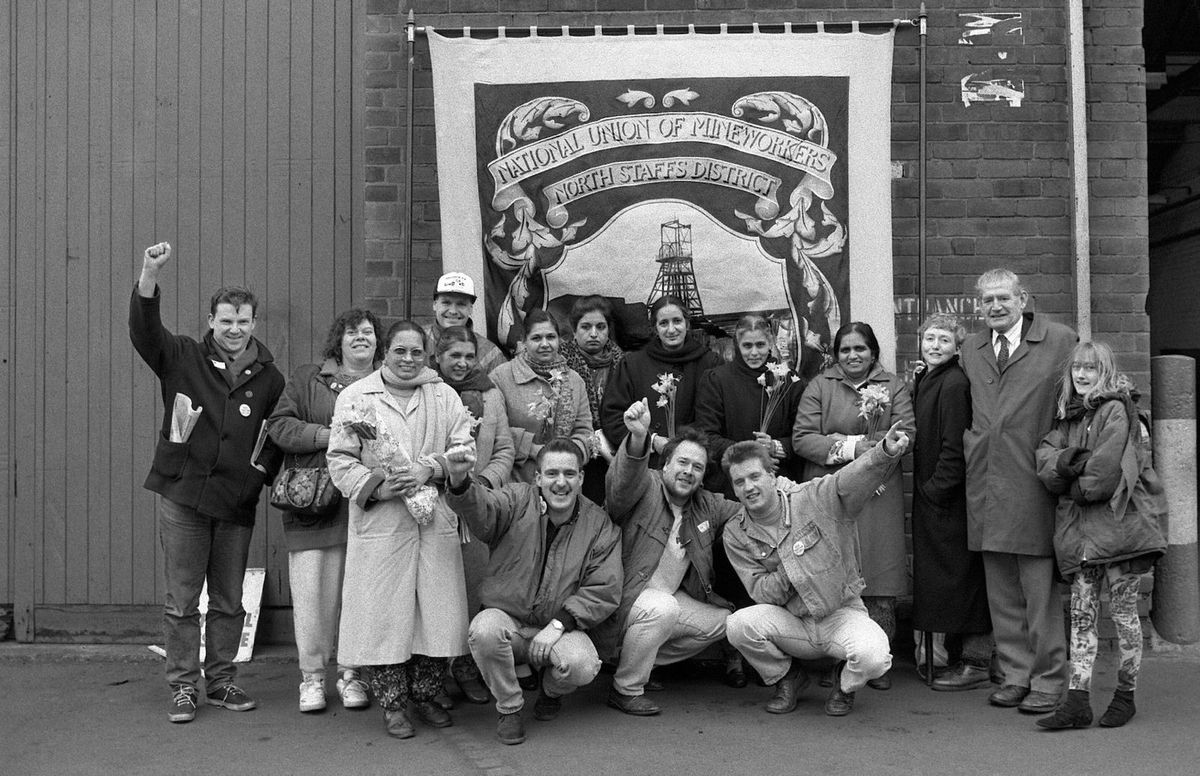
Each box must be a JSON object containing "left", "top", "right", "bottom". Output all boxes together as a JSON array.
[{"left": 362, "top": 0, "right": 1150, "bottom": 388}]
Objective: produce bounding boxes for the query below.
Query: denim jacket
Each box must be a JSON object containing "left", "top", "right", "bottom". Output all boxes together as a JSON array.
[{"left": 723, "top": 444, "right": 901, "bottom": 621}]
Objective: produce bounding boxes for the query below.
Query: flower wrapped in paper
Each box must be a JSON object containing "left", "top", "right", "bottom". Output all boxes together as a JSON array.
[
  {"left": 651, "top": 372, "right": 680, "bottom": 437},
  {"left": 757, "top": 362, "right": 801, "bottom": 434},
  {"left": 336, "top": 402, "right": 439, "bottom": 525},
  {"left": 856, "top": 383, "right": 891, "bottom": 439}
]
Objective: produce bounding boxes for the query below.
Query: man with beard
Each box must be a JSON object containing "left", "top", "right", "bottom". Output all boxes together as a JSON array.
[
  {"left": 591, "top": 399, "right": 742, "bottom": 716},
  {"left": 424, "top": 272, "right": 507, "bottom": 374},
  {"left": 722, "top": 423, "right": 909, "bottom": 717},
  {"left": 445, "top": 439, "right": 622, "bottom": 745}
]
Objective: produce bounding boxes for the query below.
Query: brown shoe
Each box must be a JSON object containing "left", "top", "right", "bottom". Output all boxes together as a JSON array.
[
  {"left": 866, "top": 670, "right": 892, "bottom": 691},
  {"left": 988, "top": 684, "right": 1030, "bottom": 708},
  {"left": 1018, "top": 690, "right": 1061, "bottom": 715},
  {"left": 384, "top": 709, "right": 415, "bottom": 739},
  {"left": 765, "top": 663, "right": 809, "bottom": 714},
  {"left": 823, "top": 661, "right": 855, "bottom": 716},
  {"left": 932, "top": 663, "right": 993, "bottom": 692},
  {"left": 533, "top": 688, "right": 562, "bottom": 721},
  {"left": 607, "top": 689, "right": 661, "bottom": 716},
  {"left": 496, "top": 712, "right": 526, "bottom": 745},
  {"left": 411, "top": 700, "right": 453, "bottom": 728},
  {"left": 457, "top": 676, "right": 490, "bottom": 705}
]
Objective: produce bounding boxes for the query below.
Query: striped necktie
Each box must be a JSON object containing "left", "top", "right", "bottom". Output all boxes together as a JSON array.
[{"left": 996, "top": 336, "right": 1010, "bottom": 372}]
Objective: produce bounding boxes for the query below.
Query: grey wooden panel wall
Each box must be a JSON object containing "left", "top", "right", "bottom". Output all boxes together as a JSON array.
[{"left": 4, "top": 0, "right": 363, "bottom": 639}]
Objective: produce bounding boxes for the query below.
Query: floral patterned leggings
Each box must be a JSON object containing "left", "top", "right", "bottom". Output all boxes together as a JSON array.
[
  {"left": 1068, "top": 565, "right": 1142, "bottom": 693},
  {"left": 366, "top": 655, "right": 448, "bottom": 712}
]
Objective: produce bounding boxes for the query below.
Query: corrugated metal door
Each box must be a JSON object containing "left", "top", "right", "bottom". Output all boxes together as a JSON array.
[{"left": 4, "top": 0, "right": 362, "bottom": 640}]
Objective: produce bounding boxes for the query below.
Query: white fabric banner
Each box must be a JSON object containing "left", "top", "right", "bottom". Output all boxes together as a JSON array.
[{"left": 428, "top": 27, "right": 896, "bottom": 369}]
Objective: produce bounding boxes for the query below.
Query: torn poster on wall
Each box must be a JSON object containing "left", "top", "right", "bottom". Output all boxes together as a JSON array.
[{"left": 961, "top": 72, "right": 1026, "bottom": 108}]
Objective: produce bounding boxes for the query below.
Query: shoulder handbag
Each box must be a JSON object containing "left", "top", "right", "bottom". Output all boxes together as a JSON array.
[{"left": 270, "top": 465, "right": 342, "bottom": 520}]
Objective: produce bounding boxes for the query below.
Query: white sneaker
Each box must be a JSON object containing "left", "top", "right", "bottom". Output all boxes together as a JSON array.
[
  {"left": 337, "top": 670, "right": 370, "bottom": 709},
  {"left": 299, "top": 676, "right": 326, "bottom": 713}
]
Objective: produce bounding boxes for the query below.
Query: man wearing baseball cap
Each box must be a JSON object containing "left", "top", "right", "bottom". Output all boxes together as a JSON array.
[{"left": 425, "top": 271, "right": 507, "bottom": 375}]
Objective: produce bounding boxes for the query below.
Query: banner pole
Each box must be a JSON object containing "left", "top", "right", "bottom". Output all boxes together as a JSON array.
[
  {"left": 918, "top": 2, "right": 927, "bottom": 321},
  {"left": 404, "top": 10, "right": 416, "bottom": 318},
  {"left": 413, "top": 20, "right": 916, "bottom": 37}
]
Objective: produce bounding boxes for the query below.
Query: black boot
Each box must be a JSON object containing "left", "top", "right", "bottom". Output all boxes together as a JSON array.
[
  {"left": 1036, "top": 689, "right": 1092, "bottom": 730},
  {"left": 1099, "top": 689, "right": 1136, "bottom": 728}
]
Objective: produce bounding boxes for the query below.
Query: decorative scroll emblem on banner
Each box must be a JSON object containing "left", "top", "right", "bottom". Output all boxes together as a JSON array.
[{"left": 428, "top": 30, "right": 896, "bottom": 370}]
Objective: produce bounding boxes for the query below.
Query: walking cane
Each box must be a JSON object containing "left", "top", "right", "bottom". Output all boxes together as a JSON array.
[{"left": 924, "top": 631, "right": 934, "bottom": 687}]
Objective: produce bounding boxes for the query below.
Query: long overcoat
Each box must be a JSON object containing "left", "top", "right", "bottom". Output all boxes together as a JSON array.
[
  {"left": 910, "top": 356, "right": 990, "bottom": 634},
  {"left": 792, "top": 363, "right": 914, "bottom": 597},
  {"left": 960, "top": 313, "right": 1076, "bottom": 555},
  {"left": 326, "top": 369, "right": 474, "bottom": 665}
]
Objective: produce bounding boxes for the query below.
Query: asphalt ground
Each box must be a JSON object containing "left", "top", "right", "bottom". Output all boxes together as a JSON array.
[{"left": 2, "top": 640, "right": 1200, "bottom": 776}]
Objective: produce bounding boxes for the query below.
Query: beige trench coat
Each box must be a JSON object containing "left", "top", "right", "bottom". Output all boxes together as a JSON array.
[{"left": 326, "top": 370, "right": 474, "bottom": 665}]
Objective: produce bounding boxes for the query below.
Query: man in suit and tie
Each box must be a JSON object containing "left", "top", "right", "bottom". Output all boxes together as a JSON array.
[{"left": 960, "top": 268, "right": 1076, "bottom": 715}]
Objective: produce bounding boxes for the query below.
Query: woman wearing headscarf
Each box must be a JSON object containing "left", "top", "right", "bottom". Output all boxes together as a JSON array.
[{"left": 560, "top": 295, "right": 624, "bottom": 504}]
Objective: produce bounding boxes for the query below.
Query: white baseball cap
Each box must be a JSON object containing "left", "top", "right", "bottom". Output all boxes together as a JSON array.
[{"left": 434, "top": 272, "right": 476, "bottom": 300}]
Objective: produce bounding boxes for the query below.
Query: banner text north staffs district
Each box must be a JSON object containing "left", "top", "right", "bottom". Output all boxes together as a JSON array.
[
  {"left": 486, "top": 111, "right": 836, "bottom": 203},
  {"left": 543, "top": 157, "right": 782, "bottom": 219}
]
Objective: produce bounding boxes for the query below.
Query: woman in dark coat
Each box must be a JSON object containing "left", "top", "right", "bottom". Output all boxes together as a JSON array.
[
  {"left": 600, "top": 295, "right": 722, "bottom": 465},
  {"left": 694, "top": 313, "right": 807, "bottom": 498},
  {"left": 910, "top": 315, "right": 992, "bottom": 690},
  {"left": 693, "top": 313, "right": 808, "bottom": 686}
]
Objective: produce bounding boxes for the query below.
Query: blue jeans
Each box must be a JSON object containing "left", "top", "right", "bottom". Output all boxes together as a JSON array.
[{"left": 159, "top": 498, "right": 253, "bottom": 690}]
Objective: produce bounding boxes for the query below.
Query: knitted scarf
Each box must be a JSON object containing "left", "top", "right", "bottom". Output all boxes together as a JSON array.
[
  {"left": 520, "top": 349, "right": 576, "bottom": 440},
  {"left": 561, "top": 339, "right": 624, "bottom": 424},
  {"left": 644, "top": 330, "right": 711, "bottom": 365},
  {"left": 438, "top": 366, "right": 494, "bottom": 435}
]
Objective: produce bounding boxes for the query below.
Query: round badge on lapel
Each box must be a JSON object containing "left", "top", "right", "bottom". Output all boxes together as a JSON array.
[
  {"left": 793, "top": 540, "right": 806, "bottom": 557},
  {"left": 239, "top": 403, "right": 252, "bottom": 417}
]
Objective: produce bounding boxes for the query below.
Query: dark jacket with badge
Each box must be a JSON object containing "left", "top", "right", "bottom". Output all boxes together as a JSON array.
[
  {"left": 722, "top": 445, "right": 902, "bottom": 622},
  {"left": 590, "top": 437, "right": 742, "bottom": 660},
  {"left": 130, "top": 287, "right": 285, "bottom": 525}
]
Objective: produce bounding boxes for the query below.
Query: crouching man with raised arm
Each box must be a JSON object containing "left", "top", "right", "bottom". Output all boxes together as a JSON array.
[
  {"left": 723, "top": 421, "right": 910, "bottom": 717},
  {"left": 444, "top": 440, "right": 622, "bottom": 746}
]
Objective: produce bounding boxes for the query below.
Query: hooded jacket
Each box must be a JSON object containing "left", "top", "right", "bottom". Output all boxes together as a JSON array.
[{"left": 1036, "top": 395, "right": 1167, "bottom": 576}]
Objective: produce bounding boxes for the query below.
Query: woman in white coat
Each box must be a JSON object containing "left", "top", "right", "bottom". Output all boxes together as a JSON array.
[{"left": 327, "top": 320, "right": 474, "bottom": 740}]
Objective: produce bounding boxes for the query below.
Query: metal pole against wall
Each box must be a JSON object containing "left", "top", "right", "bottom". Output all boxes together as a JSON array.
[
  {"left": 1066, "top": 0, "right": 1092, "bottom": 339},
  {"left": 404, "top": 10, "right": 417, "bottom": 318},
  {"left": 917, "top": 2, "right": 927, "bottom": 321}
]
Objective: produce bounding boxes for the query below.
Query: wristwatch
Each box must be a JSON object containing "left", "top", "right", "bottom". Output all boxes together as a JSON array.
[{"left": 549, "top": 618, "right": 564, "bottom": 631}]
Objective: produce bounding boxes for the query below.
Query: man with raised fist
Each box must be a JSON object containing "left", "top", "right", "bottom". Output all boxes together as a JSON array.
[{"left": 130, "top": 242, "right": 284, "bottom": 724}]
